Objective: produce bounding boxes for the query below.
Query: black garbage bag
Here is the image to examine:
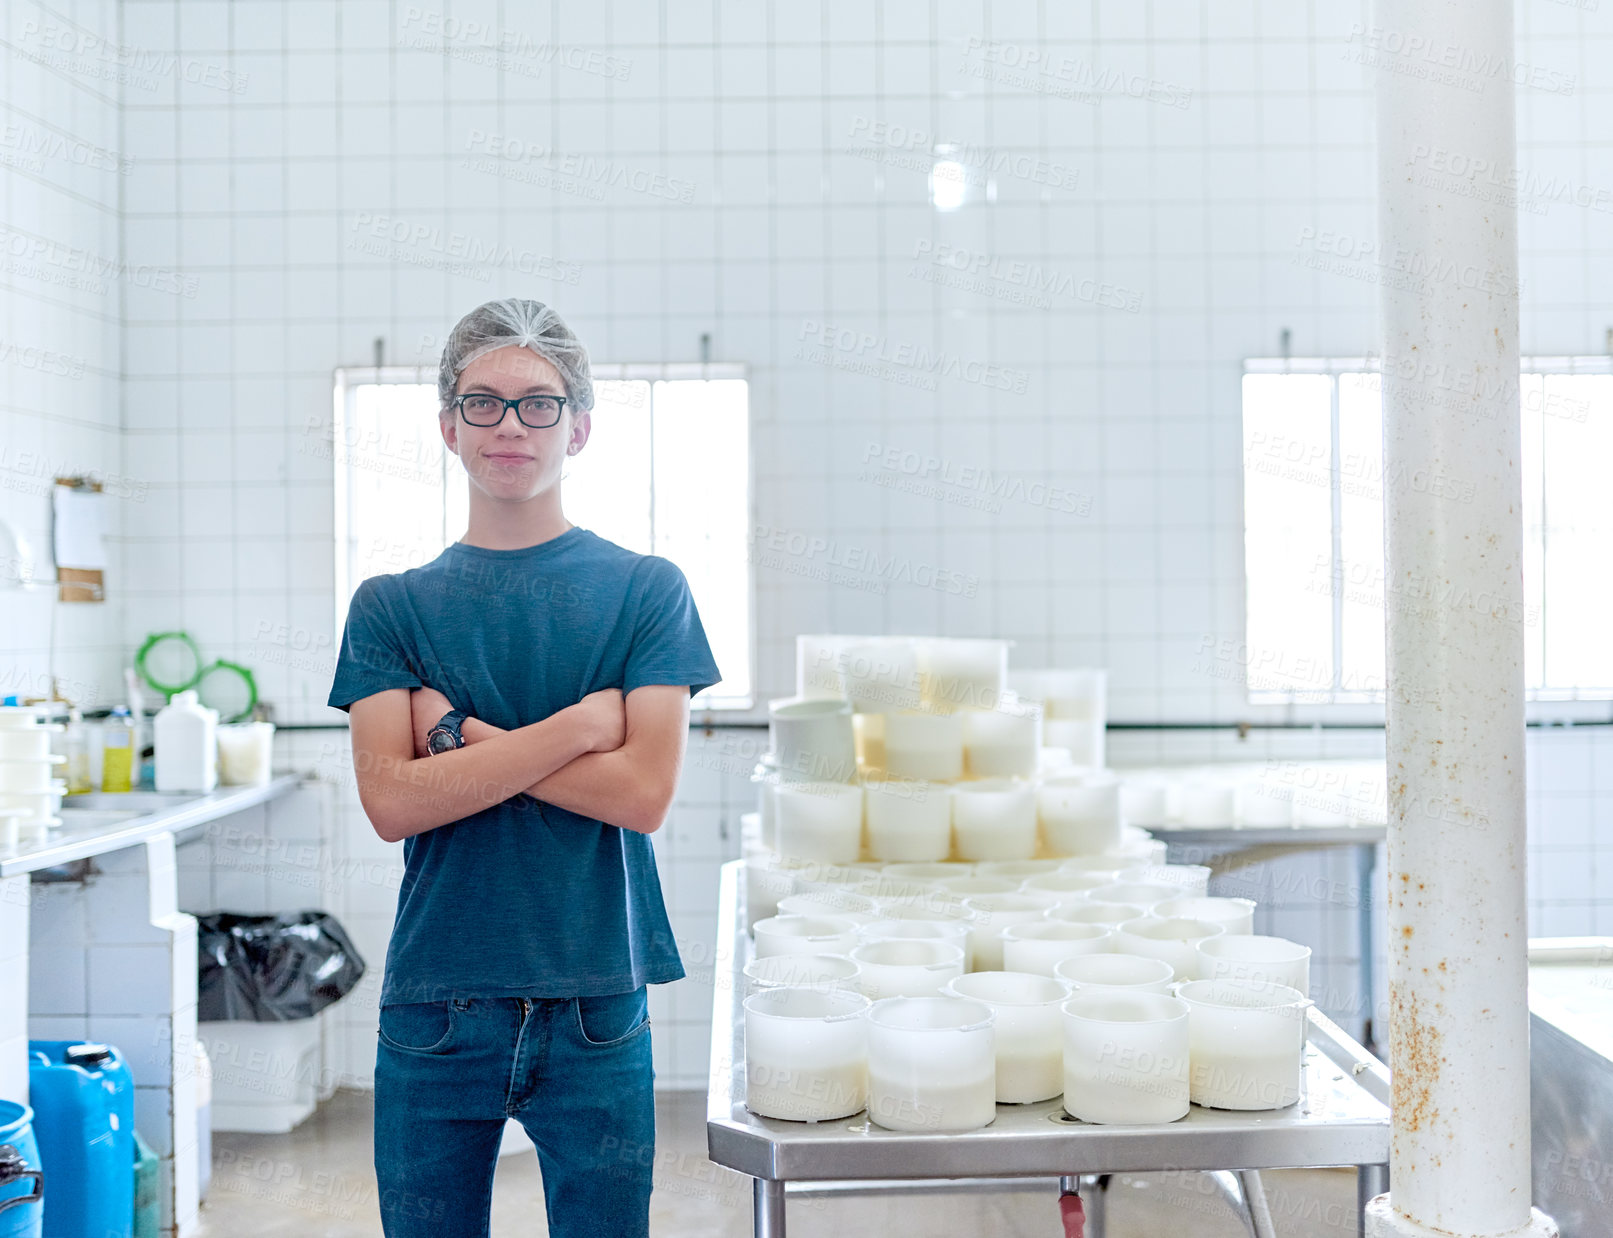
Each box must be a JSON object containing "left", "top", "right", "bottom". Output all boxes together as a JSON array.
[{"left": 196, "top": 911, "right": 367, "bottom": 1022}]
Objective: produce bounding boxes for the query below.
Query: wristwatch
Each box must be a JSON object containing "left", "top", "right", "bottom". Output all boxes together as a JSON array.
[{"left": 426, "top": 709, "right": 469, "bottom": 755}]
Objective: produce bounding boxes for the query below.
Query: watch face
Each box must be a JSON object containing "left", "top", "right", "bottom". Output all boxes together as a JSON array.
[{"left": 427, "top": 728, "right": 456, "bottom": 754}]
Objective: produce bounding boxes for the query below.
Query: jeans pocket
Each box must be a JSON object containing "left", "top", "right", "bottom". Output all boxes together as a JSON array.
[
  {"left": 378, "top": 1000, "right": 459, "bottom": 1054},
  {"left": 574, "top": 989, "right": 650, "bottom": 1048}
]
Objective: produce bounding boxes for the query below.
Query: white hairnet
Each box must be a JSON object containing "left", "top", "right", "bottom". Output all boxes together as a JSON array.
[{"left": 437, "top": 298, "right": 595, "bottom": 414}]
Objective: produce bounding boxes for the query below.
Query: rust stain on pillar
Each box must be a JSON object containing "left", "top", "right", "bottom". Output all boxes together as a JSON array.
[{"left": 1391, "top": 988, "right": 1442, "bottom": 1135}]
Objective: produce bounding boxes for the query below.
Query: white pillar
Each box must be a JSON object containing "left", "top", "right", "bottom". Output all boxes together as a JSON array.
[{"left": 1370, "top": 0, "right": 1553, "bottom": 1235}]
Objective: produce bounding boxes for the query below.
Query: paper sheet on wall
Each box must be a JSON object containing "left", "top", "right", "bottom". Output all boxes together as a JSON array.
[{"left": 52, "top": 485, "right": 108, "bottom": 569}]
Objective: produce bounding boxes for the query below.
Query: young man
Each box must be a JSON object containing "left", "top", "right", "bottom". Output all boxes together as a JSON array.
[{"left": 327, "top": 298, "right": 721, "bottom": 1238}]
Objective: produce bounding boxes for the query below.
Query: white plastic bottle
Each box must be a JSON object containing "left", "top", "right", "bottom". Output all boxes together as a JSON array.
[{"left": 154, "top": 690, "right": 219, "bottom": 793}]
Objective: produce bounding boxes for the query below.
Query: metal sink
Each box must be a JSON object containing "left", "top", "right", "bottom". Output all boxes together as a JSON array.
[{"left": 61, "top": 791, "right": 195, "bottom": 812}]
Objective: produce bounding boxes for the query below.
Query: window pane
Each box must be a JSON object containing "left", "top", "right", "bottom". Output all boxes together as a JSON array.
[
  {"left": 1242, "top": 374, "right": 1336, "bottom": 699},
  {"left": 345, "top": 383, "right": 451, "bottom": 585},
  {"left": 561, "top": 380, "right": 653, "bottom": 554},
  {"left": 1539, "top": 374, "right": 1613, "bottom": 692},
  {"left": 1338, "top": 373, "right": 1386, "bottom": 695},
  {"left": 1244, "top": 362, "right": 1612, "bottom": 705},
  {"left": 652, "top": 379, "right": 751, "bottom": 705},
  {"left": 338, "top": 373, "right": 751, "bottom": 709},
  {"left": 1520, "top": 374, "right": 1545, "bottom": 691}
]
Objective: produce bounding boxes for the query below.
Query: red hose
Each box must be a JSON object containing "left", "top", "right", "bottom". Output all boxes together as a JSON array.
[{"left": 1059, "top": 1190, "right": 1085, "bottom": 1238}]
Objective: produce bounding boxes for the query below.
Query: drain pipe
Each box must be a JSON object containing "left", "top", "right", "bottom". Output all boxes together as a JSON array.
[{"left": 1368, "top": 0, "right": 1555, "bottom": 1235}]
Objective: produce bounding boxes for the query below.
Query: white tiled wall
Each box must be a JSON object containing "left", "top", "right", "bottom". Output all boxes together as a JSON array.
[
  {"left": 93, "top": 0, "right": 1608, "bottom": 729},
  {"left": 0, "top": 0, "right": 126, "bottom": 708},
  {"left": 3, "top": 0, "right": 1611, "bottom": 1092}
]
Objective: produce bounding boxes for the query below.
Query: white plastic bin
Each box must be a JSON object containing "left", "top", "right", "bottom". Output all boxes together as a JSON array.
[
  {"left": 960, "top": 893, "right": 1051, "bottom": 972},
  {"left": 1088, "top": 881, "right": 1181, "bottom": 911},
  {"left": 1112, "top": 917, "right": 1227, "bottom": 980},
  {"left": 743, "top": 953, "right": 862, "bottom": 996},
  {"left": 768, "top": 697, "right": 857, "bottom": 783},
  {"left": 1002, "top": 921, "right": 1112, "bottom": 977},
  {"left": 752, "top": 915, "right": 861, "bottom": 960},
  {"left": 198, "top": 1017, "right": 324, "bottom": 1133},
  {"left": 777, "top": 890, "right": 878, "bottom": 926},
  {"left": 1045, "top": 901, "right": 1146, "bottom": 931},
  {"left": 863, "top": 777, "right": 952, "bottom": 862},
  {"left": 883, "top": 710, "right": 966, "bottom": 782},
  {"left": 1053, "top": 952, "right": 1176, "bottom": 995},
  {"left": 744, "top": 987, "right": 871, "bottom": 1122},
  {"left": 773, "top": 781, "right": 864, "bottom": 864},
  {"left": 1176, "top": 980, "right": 1310, "bottom": 1110},
  {"left": 945, "top": 972, "right": 1069, "bottom": 1104},
  {"left": 866, "top": 996, "right": 996, "bottom": 1131},
  {"left": 1195, "top": 935, "right": 1311, "bottom": 993},
  {"left": 963, "top": 695, "right": 1042, "bottom": 779},
  {"left": 1038, "top": 773, "right": 1122, "bottom": 856},
  {"left": 849, "top": 939, "right": 966, "bottom": 1000},
  {"left": 950, "top": 778, "right": 1038, "bottom": 862},
  {"left": 1154, "top": 896, "right": 1257, "bottom": 937},
  {"left": 1062, "top": 991, "right": 1190, "bottom": 1124},
  {"left": 914, "top": 638, "right": 1009, "bottom": 712}
]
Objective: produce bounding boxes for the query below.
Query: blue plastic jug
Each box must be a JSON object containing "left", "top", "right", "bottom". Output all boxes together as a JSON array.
[
  {"left": 28, "top": 1042, "right": 134, "bottom": 1238},
  {"left": 0, "top": 1101, "right": 43, "bottom": 1238}
]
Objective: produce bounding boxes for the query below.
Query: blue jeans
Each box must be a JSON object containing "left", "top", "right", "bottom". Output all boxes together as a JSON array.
[{"left": 373, "top": 988, "right": 655, "bottom": 1238}]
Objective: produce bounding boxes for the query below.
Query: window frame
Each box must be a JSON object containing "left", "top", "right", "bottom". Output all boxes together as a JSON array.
[
  {"left": 1241, "top": 355, "right": 1613, "bottom": 725},
  {"left": 331, "top": 361, "right": 756, "bottom": 716}
]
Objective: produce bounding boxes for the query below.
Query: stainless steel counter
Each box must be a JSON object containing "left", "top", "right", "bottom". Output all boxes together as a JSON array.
[
  {"left": 1528, "top": 937, "right": 1613, "bottom": 1237},
  {"left": 706, "top": 859, "right": 1391, "bottom": 1237},
  {"left": 0, "top": 774, "right": 303, "bottom": 877},
  {"left": 1148, "top": 824, "right": 1386, "bottom": 848}
]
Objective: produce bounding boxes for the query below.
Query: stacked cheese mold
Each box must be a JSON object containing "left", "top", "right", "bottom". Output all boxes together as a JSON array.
[
  {"left": 1115, "top": 761, "right": 1390, "bottom": 830},
  {"left": 738, "top": 641, "right": 1314, "bottom": 1132},
  {"left": 752, "top": 635, "right": 1122, "bottom": 874},
  {"left": 741, "top": 850, "right": 1315, "bottom": 1130},
  {"left": 0, "top": 705, "right": 66, "bottom": 846}
]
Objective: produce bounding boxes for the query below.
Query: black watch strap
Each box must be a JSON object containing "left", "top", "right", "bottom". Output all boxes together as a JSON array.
[{"left": 427, "top": 709, "right": 468, "bottom": 754}]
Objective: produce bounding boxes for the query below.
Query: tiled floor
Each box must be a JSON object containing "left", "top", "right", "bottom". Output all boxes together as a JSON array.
[{"left": 196, "top": 1089, "right": 1363, "bottom": 1237}]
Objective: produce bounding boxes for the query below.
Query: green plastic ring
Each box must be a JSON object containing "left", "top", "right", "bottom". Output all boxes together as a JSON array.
[
  {"left": 196, "top": 659, "right": 259, "bottom": 724},
  {"left": 135, "top": 631, "right": 204, "bottom": 698}
]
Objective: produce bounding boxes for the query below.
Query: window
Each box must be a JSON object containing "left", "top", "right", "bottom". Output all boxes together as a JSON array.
[
  {"left": 331, "top": 363, "right": 752, "bottom": 710},
  {"left": 1242, "top": 357, "right": 1613, "bottom": 704}
]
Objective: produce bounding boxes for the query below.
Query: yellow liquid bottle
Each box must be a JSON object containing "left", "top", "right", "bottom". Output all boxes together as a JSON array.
[{"left": 101, "top": 709, "right": 135, "bottom": 792}]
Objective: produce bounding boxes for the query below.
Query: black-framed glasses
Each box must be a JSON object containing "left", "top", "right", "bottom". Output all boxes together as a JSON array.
[{"left": 451, "top": 392, "right": 567, "bottom": 429}]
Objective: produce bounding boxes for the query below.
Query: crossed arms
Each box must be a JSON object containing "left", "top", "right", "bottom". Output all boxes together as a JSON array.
[{"left": 347, "top": 683, "right": 691, "bottom": 843}]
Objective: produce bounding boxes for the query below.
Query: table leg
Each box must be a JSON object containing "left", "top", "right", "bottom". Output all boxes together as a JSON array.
[
  {"left": 1236, "top": 1170, "right": 1276, "bottom": 1238},
  {"left": 1082, "top": 1174, "right": 1109, "bottom": 1238},
  {"left": 1357, "top": 1164, "right": 1389, "bottom": 1237},
  {"left": 1208, "top": 1172, "right": 1255, "bottom": 1237},
  {"left": 754, "top": 1178, "right": 786, "bottom": 1238}
]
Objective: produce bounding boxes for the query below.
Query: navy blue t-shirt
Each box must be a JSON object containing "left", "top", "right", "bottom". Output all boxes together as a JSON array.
[{"left": 327, "top": 526, "right": 721, "bottom": 1005}]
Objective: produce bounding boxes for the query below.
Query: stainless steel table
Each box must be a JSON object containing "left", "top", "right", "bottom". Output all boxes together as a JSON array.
[{"left": 707, "top": 860, "right": 1391, "bottom": 1237}]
